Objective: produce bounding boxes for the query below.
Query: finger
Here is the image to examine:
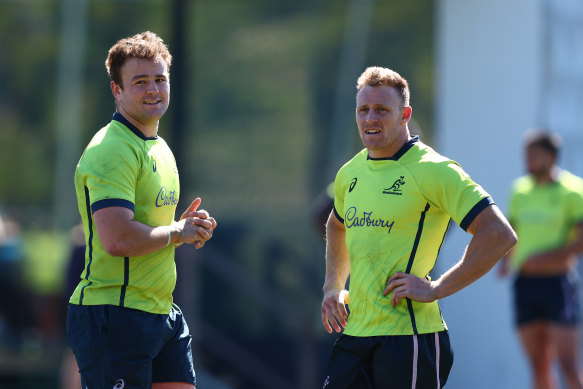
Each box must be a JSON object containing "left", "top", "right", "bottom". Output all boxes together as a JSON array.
[
  {"left": 186, "top": 198, "right": 202, "bottom": 213},
  {"left": 338, "top": 302, "right": 349, "bottom": 322},
  {"left": 189, "top": 210, "right": 209, "bottom": 219},
  {"left": 180, "top": 198, "right": 202, "bottom": 220},
  {"left": 207, "top": 217, "right": 217, "bottom": 230},
  {"left": 330, "top": 316, "right": 342, "bottom": 333},
  {"left": 197, "top": 227, "right": 212, "bottom": 240},
  {"left": 192, "top": 218, "right": 213, "bottom": 230},
  {"left": 321, "top": 311, "right": 333, "bottom": 334},
  {"left": 334, "top": 310, "right": 347, "bottom": 328},
  {"left": 386, "top": 271, "right": 407, "bottom": 285},
  {"left": 391, "top": 286, "right": 408, "bottom": 307},
  {"left": 323, "top": 304, "right": 343, "bottom": 333},
  {"left": 194, "top": 241, "right": 202, "bottom": 249},
  {"left": 383, "top": 276, "right": 406, "bottom": 296}
]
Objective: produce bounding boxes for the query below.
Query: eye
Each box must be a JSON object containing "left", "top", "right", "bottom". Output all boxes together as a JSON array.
[
  {"left": 156, "top": 78, "right": 167, "bottom": 83},
  {"left": 377, "top": 107, "right": 388, "bottom": 113},
  {"left": 357, "top": 107, "right": 369, "bottom": 113}
]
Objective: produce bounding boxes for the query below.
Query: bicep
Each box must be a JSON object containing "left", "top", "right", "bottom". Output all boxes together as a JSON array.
[
  {"left": 93, "top": 207, "right": 135, "bottom": 249},
  {"left": 327, "top": 209, "right": 345, "bottom": 231},
  {"left": 466, "top": 203, "right": 511, "bottom": 236}
]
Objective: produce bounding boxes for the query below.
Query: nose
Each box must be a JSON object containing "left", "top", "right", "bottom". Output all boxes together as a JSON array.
[
  {"left": 365, "top": 110, "right": 378, "bottom": 123},
  {"left": 146, "top": 80, "right": 159, "bottom": 94}
]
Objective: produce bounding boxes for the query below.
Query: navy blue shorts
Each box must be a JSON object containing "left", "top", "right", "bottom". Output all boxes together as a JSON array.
[
  {"left": 67, "top": 303, "right": 196, "bottom": 388},
  {"left": 514, "top": 272, "right": 580, "bottom": 326},
  {"left": 323, "top": 332, "right": 453, "bottom": 389}
]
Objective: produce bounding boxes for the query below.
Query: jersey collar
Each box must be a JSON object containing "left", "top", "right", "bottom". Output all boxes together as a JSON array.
[
  {"left": 112, "top": 112, "right": 158, "bottom": 141},
  {"left": 367, "top": 136, "right": 419, "bottom": 161}
]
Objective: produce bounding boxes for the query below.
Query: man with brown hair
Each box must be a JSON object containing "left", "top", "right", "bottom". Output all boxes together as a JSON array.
[
  {"left": 67, "top": 31, "right": 216, "bottom": 389},
  {"left": 321, "top": 66, "right": 516, "bottom": 388},
  {"left": 501, "top": 130, "right": 583, "bottom": 389}
]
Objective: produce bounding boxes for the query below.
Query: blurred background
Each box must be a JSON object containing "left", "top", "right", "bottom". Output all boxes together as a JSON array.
[{"left": 0, "top": 0, "right": 582, "bottom": 388}]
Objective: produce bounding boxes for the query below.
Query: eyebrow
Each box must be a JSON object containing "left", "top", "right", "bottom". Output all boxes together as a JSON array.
[
  {"left": 131, "top": 73, "right": 168, "bottom": 81},
  {"left": 357, "top": 103, "right": 390, "bottom": 108}
]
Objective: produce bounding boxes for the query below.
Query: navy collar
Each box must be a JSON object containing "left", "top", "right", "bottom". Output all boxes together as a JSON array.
[
  {"left": 367, "top": 136, "right": 419, "bottom": 161},
  {"left": 112, "top": 112, "right": 158, "bottom": 141}
]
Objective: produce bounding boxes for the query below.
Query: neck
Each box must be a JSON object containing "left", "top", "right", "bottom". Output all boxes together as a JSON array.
[
  {"left": 533, "top": 166, "right": 558, "bottom": 185},
  {"left": 116, "top": 108, "right": 158, "bottom": 138},
  {"left": 368, "top": 127, "right": 411, "bottom": 159}
]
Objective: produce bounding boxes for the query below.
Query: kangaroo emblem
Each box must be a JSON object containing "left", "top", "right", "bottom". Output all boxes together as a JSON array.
[{"left": 383, "top": 176, "right": 405, "bottom": 195}]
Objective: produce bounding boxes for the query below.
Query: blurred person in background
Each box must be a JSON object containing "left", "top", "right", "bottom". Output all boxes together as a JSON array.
[
  {"left": 0, "top": 213, "right": 29, "bottom": 347},
  {"left": 67, "top": 31, "right": 216, "bottom": 389},
  {"left": 321, "top": 66, "right": 517, "bottom": 389},
  {"left": 500, "top": 130, "right": 583, "bottom": 389}
]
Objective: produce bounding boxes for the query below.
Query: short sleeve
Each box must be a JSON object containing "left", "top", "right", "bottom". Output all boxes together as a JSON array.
[
  {"left": 419, "top": 161, "right": 492, "bottom": 231},
  {"left": 78, "top": 139, "right": 140, "bottom": 214},
  {"left": 333, "top": 169, "right": 346, "bottom": 223},
  {"left": 568, "top": 186, "right": 583, "bottom": 226},
  {"left": 507, "top": 181, "right": 520, "bottom": 226}
]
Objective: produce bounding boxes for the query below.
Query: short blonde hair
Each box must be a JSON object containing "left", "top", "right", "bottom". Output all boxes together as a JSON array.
[
  {"left": 356, "top": 66, "right": 410, "bottom": 107},
  {"left": 105, "top": 31, "right": 172, "bottom": 87}
]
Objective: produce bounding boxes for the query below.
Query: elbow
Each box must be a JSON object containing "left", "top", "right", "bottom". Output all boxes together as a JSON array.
[
  {"left": 102, "top": 240, "right": 131, "bottom": 257},
  {"left": 499, "top": 225, "right": 518, "bottom": 254}
]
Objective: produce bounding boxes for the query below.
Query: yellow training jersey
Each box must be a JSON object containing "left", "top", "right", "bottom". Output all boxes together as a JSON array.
[
  {"left": 71, "top": 113, "right": 180, "bottom": 314},
  {"left": 334, "top": 137, "right": 492, "bottom": 336},
  {"left": 508, "top": 170, "right": 583, "bottom": 270}
]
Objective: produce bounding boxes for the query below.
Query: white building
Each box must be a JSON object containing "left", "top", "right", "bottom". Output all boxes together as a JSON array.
[{"left": 436, "top": 0, "right": 583, "bottom": 388}]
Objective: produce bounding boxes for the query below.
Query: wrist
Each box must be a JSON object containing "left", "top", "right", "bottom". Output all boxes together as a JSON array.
[
  {"left": 323, "top": 282, "right": 345, "bottom": 296},
  {"left": 169, "top": 226, "right": 182, "bottom": 245}
]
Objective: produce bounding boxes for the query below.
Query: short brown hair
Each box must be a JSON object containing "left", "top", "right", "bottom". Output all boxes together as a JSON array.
[
  {"left": 105, "top": 31, "right": 172, "bottom": 87},
  {"left": 524, "top": 129, "right": 561, "bottom": 156},
  {"left": 356, "top": 66, "right": 410, "bottom": 107}
]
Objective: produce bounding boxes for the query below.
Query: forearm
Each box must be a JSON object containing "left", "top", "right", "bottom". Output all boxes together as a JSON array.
[
  {"left": 521, "top": 247, "right": 578, "bottom": 275},
  {"left": 323, "top": 213, "right": 350, "bottom": 295},
  {"left": 521, "top": 225, "right": 583, "bottom": 274},
  {"left": 434, "top": 207, "right": 517, "bottom": 299},
  {"left": 105, "top": 220, "right": 179, "bottom": 257}
]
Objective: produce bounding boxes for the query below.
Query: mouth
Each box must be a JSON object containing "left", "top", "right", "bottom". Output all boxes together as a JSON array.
[
  {"left": 365, "top": 128, "right": 381, "bottom": 134},
  {"left": 144, "top": 99, "right": 161, "bottom": 105}
]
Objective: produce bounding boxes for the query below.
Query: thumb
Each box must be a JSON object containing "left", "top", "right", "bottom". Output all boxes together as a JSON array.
[{"left": 186, "top": 198, "right": 201, "bottom": 214}]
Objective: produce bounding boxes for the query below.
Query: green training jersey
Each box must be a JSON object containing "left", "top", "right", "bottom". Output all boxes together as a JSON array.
[
  {"left": 70, "top": 113, "right": 180, "bottom": 314},
  {"left": 508, "top": 170, "right": 583, "bottom": 270},
  {"left": 334, "top": 137, "right": 492, "bottom": 336}
]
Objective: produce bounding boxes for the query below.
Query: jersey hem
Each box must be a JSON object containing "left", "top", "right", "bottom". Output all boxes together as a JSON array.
[
  {"left": 343, "top": 326, "right": 448, "bottom": 337},
  {"left": 68, "top": 300, "right": 172, "bottom": 315}
]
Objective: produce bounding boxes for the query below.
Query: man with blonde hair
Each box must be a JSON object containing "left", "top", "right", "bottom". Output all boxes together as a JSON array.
[
  {"left": 67, "top": 31, "right": 216, "bottom": 389},
  {"left": 321, "top": 66, "right": 516, "bottom": 388}
]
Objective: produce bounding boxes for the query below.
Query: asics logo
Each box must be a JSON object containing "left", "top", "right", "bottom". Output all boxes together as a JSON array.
[
  {"left": 113, "top": 379, "right": 125, "bottom": 389},
  {"left": 349, "top": 177, "right": 357, "bottom": 193}
]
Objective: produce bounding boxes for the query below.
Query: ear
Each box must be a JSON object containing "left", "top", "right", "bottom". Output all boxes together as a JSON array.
[
  {"left": 110, "top": 81, "right": 122, "bottom": 102},
  {"left": 401, "top": 106, "right": 412, "bottom": 124}
]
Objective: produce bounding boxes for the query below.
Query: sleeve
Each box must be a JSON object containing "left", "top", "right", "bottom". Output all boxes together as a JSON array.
[
  {"left": 333, "top": 169, "right": 346, "bottom": 224},
  {"left": 419, "top": 161, "right": 493, "bottom": 231},
  {"left": 568, "top": 185, "right": 583, "bottom": 226},
  {"left": 79, "top": 140, "right": 140, "bottom": 214},
  {"left": 507, "top": 181, "right": 520, "bottom": 227}
]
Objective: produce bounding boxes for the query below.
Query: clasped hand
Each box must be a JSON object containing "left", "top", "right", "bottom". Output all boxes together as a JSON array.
[{"left": 175, "top": 198, "right": 217, "bottom": 249}]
